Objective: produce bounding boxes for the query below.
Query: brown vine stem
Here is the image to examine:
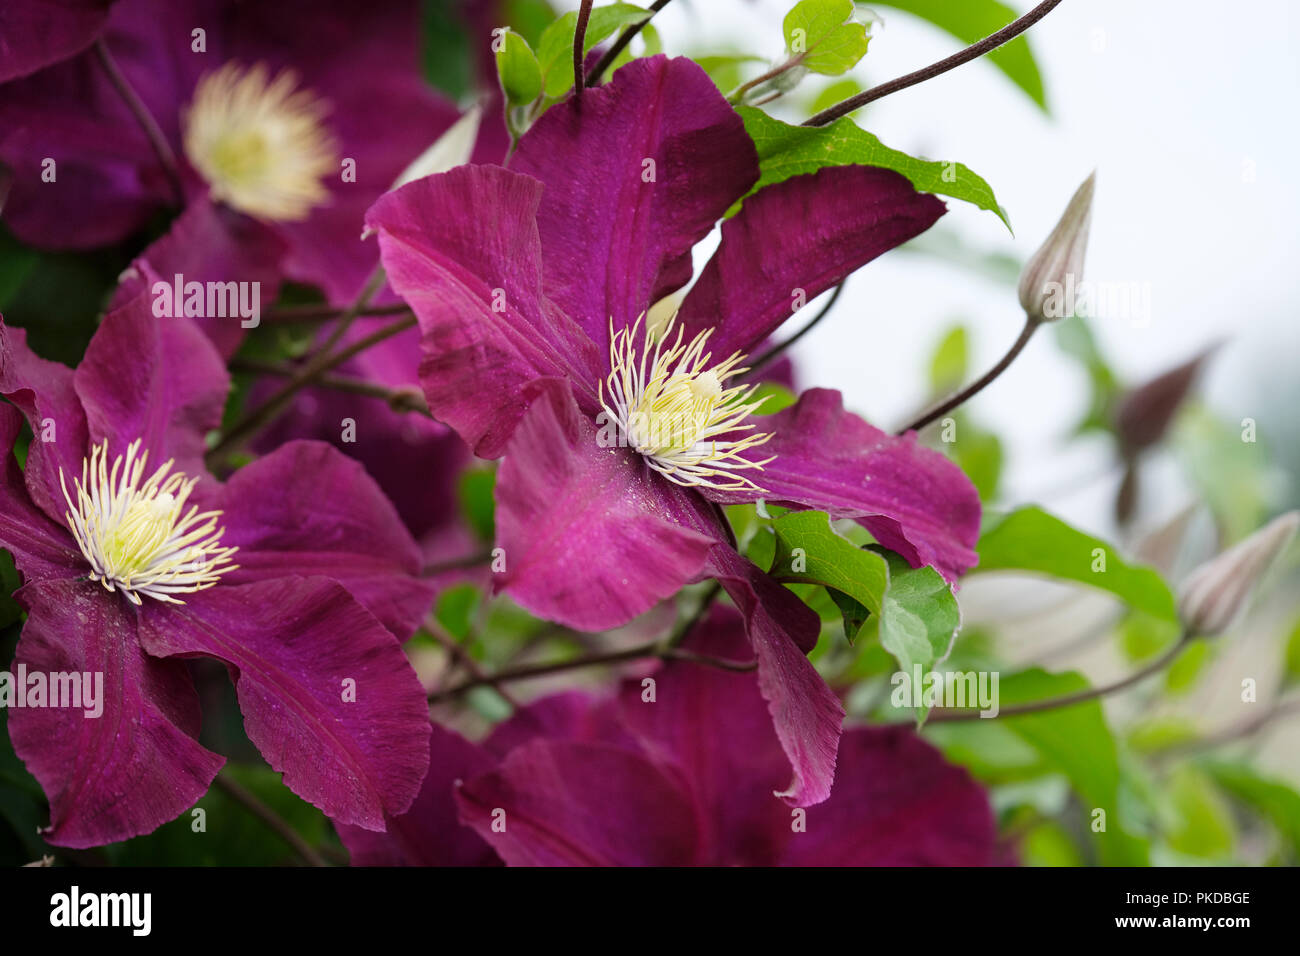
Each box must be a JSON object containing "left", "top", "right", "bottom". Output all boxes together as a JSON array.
[
  {"left": 212, "top": 773, "right": 329, "bottom": 867},
  {"left": 428, "top": 584, "right": 726, "bottom": 702},
  {"left": 897, "top": 315, "right": 1039, "bottom": 434},
  {"left": 206, "top": 312, "right": 416, "bottom": 466},
  {"left": 94, "top": 39, "right": 185, "bottom": 205},
  {"left": 803, "top": 0, "right": 1064, "bottom": 127},
  {"left": 585, "top": 0, "right": 674, "bottom": 87},
  {"left": 573, "top": 0, "right": 594, "bottom": 103},
  {"left": 229, "top": 357, "right": 431, "bottom": 416},
  {"left": 924, "top": 632, "right": 1193, "bottom": 724}
]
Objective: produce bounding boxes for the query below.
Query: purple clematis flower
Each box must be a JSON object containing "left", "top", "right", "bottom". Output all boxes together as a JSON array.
[
  {"left": 340, "top": 607, "right": 999, "bottom": 867},
  {"left": 364, "top": 55, "right": 981, "bottom": 806},
  {"left": 0, "top": 0, "right": 461, "bottom": 309},
  {"left": 0, "top": 296, "right": 435, "bottom": 847}
]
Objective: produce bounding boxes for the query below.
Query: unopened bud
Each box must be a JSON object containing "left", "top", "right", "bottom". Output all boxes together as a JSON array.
[
  {"left": 1178, "top": 511, "right": 1299, "bottom": 636},
  {"left": 1018, "top": 172, "right": 1095, "bottom": 323}
]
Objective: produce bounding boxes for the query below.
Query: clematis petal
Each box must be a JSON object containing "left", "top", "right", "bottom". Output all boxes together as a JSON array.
[
  {"left": 510, "top": 55, "right": 758, "bottom": 349},
  {"left": 618, "top": 605, "right": 793, "bottom": 864},
  {"left": 336, "top": 721, "right": 502, "bottom": 867},
  {"left": 0, "top": 319, "right": 92, "bottom": 523},
  {"left": 73, "top": 293, "right": 228, "bottom": 477},
  {"left": 8, "top": 579, "right": 224, "bottom": 848},
  {"left": 0, "top": 0, "right": 114, "bottom": 83},
  {"left": 0, "top": 404, "right": 82, "bottom": 583},
  {"left": 777, "top": 726, "right": 999, "bottom": 866},
  {"left": 366, "top": 165, "right": 602, "bottom": 458},
  {"left": 677, "top": 166, "right": 945, "bottom": 358},
  {"left": 139, "top": 577, "right": 431, "bottom": 829},
  {"left": 483, "top": 690, "right": 634, "bottom": 756},
  {"left": 707, "top": 546, "right": 845, "bottom": 807},
  {"left": 209, "top": 440, "right": 434, "bottom": 639},
  {"left": 493, "top": 378, "right": 718, "bottom": 631},
  {"left": 705, "top": 388, "right": 981, "bottom": 582},
  {"left": 109, "top": 198, "right": 288, "bottom": 359},
  {"left": 456, "top": 739, "right": 703, "bottom": 866}
]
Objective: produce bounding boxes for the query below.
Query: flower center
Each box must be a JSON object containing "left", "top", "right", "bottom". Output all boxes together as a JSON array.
[
  {"left": 600, "top": 314, "right": 774, "bottom": 493},
  {"left": 59, "top": 440, "right": 238, "bottom": 605},
  {"left": 182, "top": 61, "right": 338, "bottom": 222}
]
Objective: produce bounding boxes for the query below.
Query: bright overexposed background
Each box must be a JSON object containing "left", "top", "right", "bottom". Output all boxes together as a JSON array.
[{"left": 558, "top": 0, "right": 1300, "bottom": 538}]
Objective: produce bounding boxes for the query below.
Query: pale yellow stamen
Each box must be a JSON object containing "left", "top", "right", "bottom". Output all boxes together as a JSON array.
[
  {"left": 182, "top": 61, "right": 338, "bottom": 222},
  {"left": 599, "top": 313, "right": 775, "bottom": 493},
  {"left": 60, "top": 440, "right": 238, "bottom": 605}
]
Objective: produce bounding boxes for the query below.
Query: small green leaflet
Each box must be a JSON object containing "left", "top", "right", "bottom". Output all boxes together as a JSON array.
[
  {"left": 768, "top": 511, "right": 960, "bottom": 722},
  {"left": 783, "top": 0, "right": 870, "bottom": 76},
  {"left": 735, "top": 107, "right": 1011, "bottom": 231},
  {"left": 495, "top": 29, "right": 543, "bottom": 106}
]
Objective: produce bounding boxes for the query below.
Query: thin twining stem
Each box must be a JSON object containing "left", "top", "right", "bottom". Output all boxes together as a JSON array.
[
  {"left": 924, "top": 632, "right": 1193, "bottom": 724},
  {"left": 265, "top": 302, "right": 411, "bottom": 323},
  {"left": 212, "top": 773, "right": 329, "bottom": 867},
  {"left": 897, "top": 315, "right": 1039, "bottom": 434},
  {"left": 429, "top": 584, "right": 727, "bottom": 703},
  {"left": 748, "top": 282, "right": 846, "bottom": 375},
  {"left": 93, "top": 40, "right": 185, "bottom": 204},
  {"left": 584, "top": 0, "right": 674, "bottom": 87},
  {"left": 228, "top": 357, "right": 431, "bottom": 416},
  {"left": 1155, "top": 697, "right": 1300, "bottom": 758},
  {"left": 803, "top": 0, "right": 1064, "bottom": 127},
  {"left": 207, "top": 313, "right": 416, "bottom": 465},
  {"left": 573, "top": 0, "right": 595, "bottom": 103}
]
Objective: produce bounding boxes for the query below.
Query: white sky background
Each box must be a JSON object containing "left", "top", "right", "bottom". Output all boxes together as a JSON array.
[{"left": 559, "top": 0, "right": 1300, "bottom": 536}]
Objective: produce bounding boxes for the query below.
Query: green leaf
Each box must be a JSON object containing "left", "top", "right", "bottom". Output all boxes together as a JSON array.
[
  {"left": 808, "top": 76, "right": 864, "bottom": 113},
  {"left": 768, "top": 512, "right": 959, "bottom": 719},
  {"left": 993, "top": 668, "right": 1150, "bottom": 865},
  {"left": 435, "top": 584, "right": 481, "bottom": 641},
  {"left": 871, "top": 0, "right": 1049, "bottom": 110},
  {"left": 694, "top": 53, "right": 768, "bottom": 93},
  {"left": 947, "top": 415, "right": 1003, "bottom": 503},
  {"left": 736, "top": 106, "right": 1011, "bottom": 230},
  {"left": 496, "top": 29, "right": 544, "bottom": 106},
  {"left": 458, "top": 466, "right": 497, "bottom": 543},
  {"left": 783, "top": 0, "right": 870, "bottom": 76},
  {"left": 973, "top": 506, "right": 1178, "bottom": 622},
  {"left": 928, "top": 324, "right": 969, "bottom": 393},
  {"left": 1160, "top": 765, "right": 1235, "bottom": 859},
  {"left": 1203, "top": 761, "right": 1300, "bottom": 860},
  {"left": 536, "top": 3, "right": 651, "bottom": 98}
]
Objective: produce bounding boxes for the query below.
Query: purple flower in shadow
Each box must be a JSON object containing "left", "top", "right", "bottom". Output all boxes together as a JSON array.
[
  {"left": 340, "top": 607, "right": 999, "bottom": 866},
  {"left": 0, "top": 0, "right": 465, "bottom": 320},
  {"left": 0, "top": 296, "right": 435, "bottom": 847},
  {"left": 364, "top": 55, "right": 981, "bottom": 806}
]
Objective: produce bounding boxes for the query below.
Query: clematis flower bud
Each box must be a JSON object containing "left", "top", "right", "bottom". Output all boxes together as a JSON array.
[
  {"left": 1178, "top": 511, "right": 1300, "bottom": 636},
  {"left": 1018, "top": 172, "right": 1095, "bottom": 323}
]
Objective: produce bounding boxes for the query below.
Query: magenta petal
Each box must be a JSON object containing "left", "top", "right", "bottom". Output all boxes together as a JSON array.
[
  {"left": 709, "top": 388, "right": 981, "bottom": 581},
  {"left": 336, "top": 721, "right": 501, "bottom": 867},
  {"left": 73, "top": 294, "right": 228, "bottom": 477},
  {"left": 9, "top": 579, "right": 224, "bottom": 848},
  {"left": 139, "top": 577, "right": 430, "bottom": 828},
  {"left": 367, "top": 165, "right": 603, "bottom": 457},
  {"left": 511, "top": 55, "right": 758, "bottom": 348},
  {"left": 0, "top": 404, "right": 81, "bottom": 582},
  {"left": 110, "top": 199, "right": 288, "bottom": 359},
  {"left": 456, "top": 739, "right": 702, "bottom": 866},
  {"left": 494, "top": 379, "right": 717, "bottom": 631},
  {"left": 0, "top": 0, "right": 113, "bottom": 82},
  {"left": 708, "top": 547, "right": 844, "bottom": 807},
  {"left": 778, "top": 727, "right": 999, "bottom": 866},
  {"left": 0, "top": 319, "right": 91, "bottom": 522},
  {"left": 618, "top": 605, "right": 793, "bottom": 863},
  {"left": 211, "top": 440, "right": 433, "bottom": 639},
  {"left": 678, "top": 166, "right": 946, "bottom": 357},
  {"left": 484, "top": 690, "right": 634, "bottom": 756}
]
